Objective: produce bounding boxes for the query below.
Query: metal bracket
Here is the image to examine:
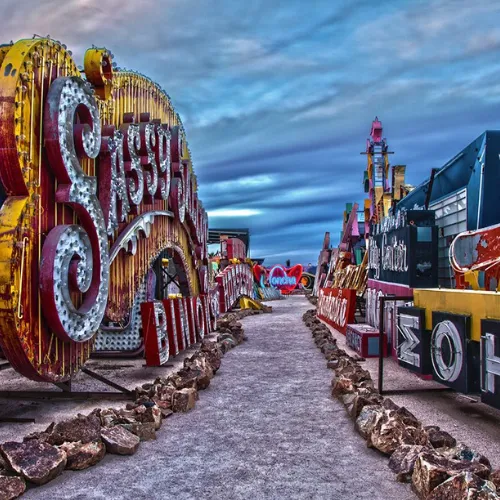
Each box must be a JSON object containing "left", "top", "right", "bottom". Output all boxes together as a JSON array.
[
  {"left": 81, "top": 367, "right": 132, "bottom": 395},
  {"left": 0, "top": 366, "right": 133, "bottom": 404}
]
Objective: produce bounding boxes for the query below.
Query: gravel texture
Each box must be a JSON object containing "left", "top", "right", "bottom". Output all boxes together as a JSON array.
[
  {"left": 0, "top": 346, "right": 201, "bottom": 444},
  {"left": 22, "top": 296, "right": 412, "bottom": 499}
]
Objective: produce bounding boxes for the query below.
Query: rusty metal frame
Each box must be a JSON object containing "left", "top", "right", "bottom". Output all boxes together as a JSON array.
[
  {"left": 0, "top": 365, "right": 133, "bottom": 401},
  {"left": 377, "top": 295, "right": 452, "bottom": 396}
]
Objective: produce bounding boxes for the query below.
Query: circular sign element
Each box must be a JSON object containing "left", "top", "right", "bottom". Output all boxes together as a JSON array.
[{"left": 430, "top": 320, "right": 463, "bottom": 382}]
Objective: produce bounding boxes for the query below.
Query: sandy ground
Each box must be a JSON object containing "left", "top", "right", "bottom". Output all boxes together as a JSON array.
[
  {"left": 318, "top": 305, "right": 500, "bottom": 469},
  {"left": 19, "top": 296, "right": 411, "bottom": 499}
]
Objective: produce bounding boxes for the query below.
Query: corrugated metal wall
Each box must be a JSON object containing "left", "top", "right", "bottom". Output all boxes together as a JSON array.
[{"left": 429, "top": 188, "right": 467, "bottom": 288}]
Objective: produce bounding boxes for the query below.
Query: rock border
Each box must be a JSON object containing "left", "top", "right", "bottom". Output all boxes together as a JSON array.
[
  {"left": 0, "top": 306, "right": 271, "bottom": 500},
  {"left": 305, "top": 291, "right": 317, "bottom": 306},
  {"left": 302, "top": 308, "right": 500, "bottom": 499}
]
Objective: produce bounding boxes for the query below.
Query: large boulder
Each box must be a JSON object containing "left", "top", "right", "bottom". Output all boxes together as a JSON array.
[
  {"left": 168, "top": 369, "right": 198, "bottom": 390},
  {"left": 0, "top": 440, "right": 67, "bottom": 485},
  {"left": 334, "top": 358, "right": 358, "bottom": 377},
  {"left": 425, "top": 426, "right": 457, "bottom": 449},
  {"left": 94, "top": 408, "right": 119, "bottom": 428},
  {"left": 327, "top": 359, "right": 340, "bottom": 370},
  {"left": 201, "top": 341, "right": 223, "bottom": 373},
  {"left": 331, "top": 376, "right": 355, "bottom": 397},
  {"left": 221, "top": 338, "right": 236, "bottom": 352},
  {"left": 321, "top": 343, "right": 339, "bottom": 359},
  {"left": 184, "top": 353, "right": 214, "bottom": 390},
  {"left": 133, "top": 404, "right": 162, "bottom": 430},
  {"left": 58, "top": 441, "right": 106, "bottom": 471},
  {"left": 0, "top": 473, "right": 26, "bottom": 500},
  {"left": 349, "top": 393, "right": 384, "bottom": 420},
  {"left": 440, "top": 443, "right": 492, "bottom": 471},
  {"left": 172, "top": 388, "right": 197, "bottom": 412},
  {"left": 120, "top": 423, "right": 156, "bottom": 441},
  {"left": 152, "top": 383, "right": 176, "bottom": 405},
  {"left": 491, "top": 470, "right": 500, "bottom": 490},
  {"left": 382, "top": 398, "right": 400, "bottom": 411},
  {"left": 388, "top": 444, "right": 433, "bottom": 482},
  {"left": 412, "top": 451, "right": 491, "bottom": 499},
  {"left": 327, "top": 349, "right": 349, "bottom": 362},
  {"left": 219, "top": 332, "right": 240, "bottom": 346},
  {"left": 367, "top": 407, "right": 428, "bottom": 455},
  {"left": 101, "top": 426, "right": 140, "bottom": 455},
  {"left": 427, "top": 472, "right": 499, "bottom": 499},
  {"left": 44, "top": 413, "right": 102, "bottom": 445},
  {"left": 349, "top": 368, "right": 372, "bottom": 385},
  {"left": 355, "top": 405, "right": 384, "bottom": 440}
]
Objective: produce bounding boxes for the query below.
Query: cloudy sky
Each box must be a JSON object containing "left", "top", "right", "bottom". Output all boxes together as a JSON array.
[{"left": 3, "top": 0, "right": 500, "bottom": 265}]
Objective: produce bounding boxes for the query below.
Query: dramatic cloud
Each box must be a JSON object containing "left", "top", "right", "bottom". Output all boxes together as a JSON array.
[{"left": 2, "top": 0, "right": 500, "bottom": 264}]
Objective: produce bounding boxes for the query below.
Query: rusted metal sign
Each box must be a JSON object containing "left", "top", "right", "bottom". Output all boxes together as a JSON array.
[{"left": 0, "top": 38, "right": 211, "bottom": 382}]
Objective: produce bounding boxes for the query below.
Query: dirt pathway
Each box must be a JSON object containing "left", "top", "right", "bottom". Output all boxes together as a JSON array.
[{"left": 25, "top": 296, "right": 412, "bottom": 499}]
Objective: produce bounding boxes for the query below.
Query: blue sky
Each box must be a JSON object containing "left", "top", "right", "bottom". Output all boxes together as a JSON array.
[{"left": 4, "top": 0, "right": 500, "bottom": 265}]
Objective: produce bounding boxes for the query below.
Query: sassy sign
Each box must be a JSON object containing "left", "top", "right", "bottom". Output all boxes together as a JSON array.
[
  {"left": 268, "top": 265, "right": 303, "bottom": 294},
  {"left": 0, "top": 39, "right": 209, "bottom": 382}
]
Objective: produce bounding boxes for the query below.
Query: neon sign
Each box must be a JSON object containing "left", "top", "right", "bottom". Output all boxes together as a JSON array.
[
  {"left": 0, "top": 38, "right": 210, "bottom": 382},
  {"left": 268, "top": 265, "right": 302, "bottom": 294},
  {"left": 317, "top": 287, "right": 356, "bottom": 334},
  {"left": 368, "top": 210, "right": 437, "bottom": 288},
  {"left": 216, "top": 263, "right": 253, "bottom": 313}
]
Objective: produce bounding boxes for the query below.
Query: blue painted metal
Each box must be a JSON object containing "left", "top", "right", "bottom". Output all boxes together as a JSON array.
[{"left": 396, "top": 131, "right": 500, "bottom": 231}]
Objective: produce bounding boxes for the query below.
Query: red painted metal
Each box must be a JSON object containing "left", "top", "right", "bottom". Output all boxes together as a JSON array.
[
  {"left": 216, "top": 263, "right": 253, "bottom": 313},
  {"left": 268, "top": 264, "right": 303, "bottom": 295},
  {"left": 223, "top": 238, "right": 246, "bottom": 260},
  {"left": 450, "top": 222, "right": 500, "bottom": 291},
  {"left": 346, "top": 324, "right": 387, "bottom": 358},
  {"left": 141, "top": 302, "right": 169, "bottom": 367},
  {"left": 317, "top": 287, "right": 356, "bottom": 334}
]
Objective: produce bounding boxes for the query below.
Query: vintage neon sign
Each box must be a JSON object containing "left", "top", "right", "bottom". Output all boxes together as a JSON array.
[
  {"left": 365, "top": 279, "right": 412, "bottom": 358},
  {"left": 396, "top": 307, "right": 431, "bottom": 374},
  {"left": 141, "top": 295, "right": 209, "bottom": 366},
  {"left": 317, "top": 287, "right": 356, "bottom": 334},
  {"left": 268, "top": 265, "right": 302, "bottom": 294},
  {"left": 481, "top": 320, "right": 500, "bottom": 409},
  {"left": 450, "top": 222, "right": 500, "bottom": 291},
  {"left": 404, "top": 289, "right": 491, "bottom": 395},
  {"left": 216, "top": 263, "right": 253, "bottom": 313},
  {"left": 368, "top": 210, "right": 437, "bottom": 288},
  {"left": 0, "top": 38, "right": 210, "bottom": 382}
]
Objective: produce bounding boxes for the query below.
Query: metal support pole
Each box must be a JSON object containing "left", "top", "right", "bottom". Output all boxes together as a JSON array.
[
  {"left": 424, "top": 168, "right": 439, "bottom": 210},
  {"left": 378, "top": 296, "right": 385, "bottom": 395},
  {"left": 81, "top": 367, "right": 132, "bottom": 395},
  {"left": 0, "top": 367, "right": 134, "bottom": 402},
  {"left": 0, "top": 390, "right": 132, "bottom": 400},
  {"left": 0, "top": 417, "right": 36, "bottom": 423}
]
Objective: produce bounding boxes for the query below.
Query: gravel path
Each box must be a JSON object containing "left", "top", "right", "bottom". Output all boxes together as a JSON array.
[{"left": 25, "top": 296, "right": 412, "bottom": 499}]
